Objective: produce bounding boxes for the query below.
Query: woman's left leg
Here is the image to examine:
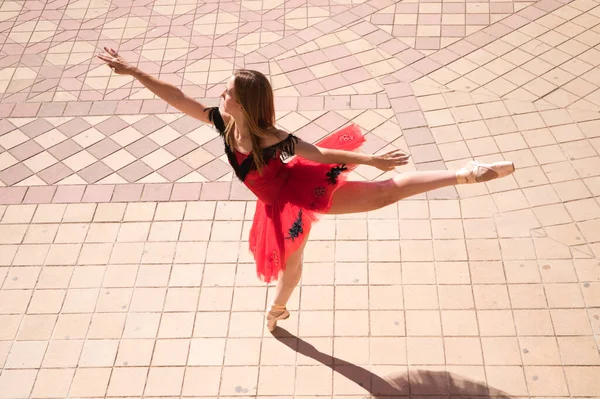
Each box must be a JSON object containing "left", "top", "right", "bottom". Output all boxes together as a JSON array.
[{"left": 266, "top": 238, "right": 308, "bottom": 332}]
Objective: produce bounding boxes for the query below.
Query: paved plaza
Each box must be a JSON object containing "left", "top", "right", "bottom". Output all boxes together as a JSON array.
[{"left": 0, "top": 0, "right": 599, "bottom": 397}]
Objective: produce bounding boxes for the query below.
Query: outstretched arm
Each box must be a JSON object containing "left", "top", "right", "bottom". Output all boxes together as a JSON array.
[
  {"left": 294, "top": 138, "right": 410, "bottom": 172},
  {"left": 97, "top": 47, "right": 229, "bottom": 126}
]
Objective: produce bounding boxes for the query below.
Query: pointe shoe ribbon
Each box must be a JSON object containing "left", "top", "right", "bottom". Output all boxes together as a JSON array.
[{"left": 456, "top": 160, "right": 515, "bottom": 184}]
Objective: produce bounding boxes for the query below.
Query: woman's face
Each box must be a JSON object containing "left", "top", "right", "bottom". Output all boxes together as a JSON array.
[{"left": 222, "top": 76, "right": 242, "bottom": 117}]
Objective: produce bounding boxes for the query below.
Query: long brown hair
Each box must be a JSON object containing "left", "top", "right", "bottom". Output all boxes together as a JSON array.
[{"left": 225, "top": 69, "right": 277, "bottom": 172}]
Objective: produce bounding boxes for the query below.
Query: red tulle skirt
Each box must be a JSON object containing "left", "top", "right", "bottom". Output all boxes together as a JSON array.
[{"left": 249, "top": 124, "right": 365, "bottom": 282}]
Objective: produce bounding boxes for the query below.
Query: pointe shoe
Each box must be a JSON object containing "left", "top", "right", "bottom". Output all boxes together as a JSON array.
[
  {"left": 456, "top": 160, "right": 515, "bottom": 184},
  {"left": 266, "top": 304, "right": 290, "bottom": 332}
]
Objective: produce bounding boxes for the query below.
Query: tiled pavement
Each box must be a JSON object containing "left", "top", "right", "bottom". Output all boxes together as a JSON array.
[{"left": 1, "top": 0, "right": 600, "bottom": 398}]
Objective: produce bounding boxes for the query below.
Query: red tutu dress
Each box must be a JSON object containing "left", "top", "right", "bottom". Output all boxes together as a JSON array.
[{"left": 209, "top": 107, "right": 366, "bottom": 282}]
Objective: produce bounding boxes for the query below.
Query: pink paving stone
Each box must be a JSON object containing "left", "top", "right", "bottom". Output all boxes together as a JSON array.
[
  {"left": 314, "top": 19, "right": 342, "bottom": 34},
  {"left": 10, "top": 140, "right": 44, "bottom": 161},
  {"left": 501, "top": 14, "right": 530, "bottom": 29},
  {"left": 170, "top": 115, "right": 202, "bottom": 135},
  {"left": 57, "top": 118, "right": 92, "bottom": 137},
  {"left": 88, "top": 101, "right": 118, "bottom": 116},
  {"left": 332, "top": 56, "right": 362, "bottom": 72},
  {"left": 298, "top": 96, "right": 325, "bottom": 111},
  {"left": 371, "top": 13, "right": 394, "bottom": 25},
  {"left": 37, "top": 102, "right": 66, "bottom": 117},
  {"left": 126, "top": 138, "right": 159, "bottom": 159},
  {"left": 0, "top": 104, "right": 15, "bottom": 117},
  {"left": 385, "top": 81, "right": 414, "bottom": 98},
  {"left": 95, "top": 116, "right": 128, "bottom": 137},
  {"left": 104, "top": 88, "right": 132, "bottom": 101},
  {"left": 466, "top": 14, "right": 490, "bottom": 24},
  {"left": 82, "top": 184, "right": 114, "bottom": 203},
  {"left": 11, "top": 103, "right": 41, "bottom": 117},
  {"left": 287, "top": 68, "right": 316, "bottom": 85},
  {"left": 466, "top": 31, "right": 496, "bottom": 46},
  {"left": 20, "top": 119, "right": 54, "bottom": 138},
  {"left": 351, "top": 95, "right": 377, "bottom": 109},
  {"left": 365, "top": 29, "right": 393, "bottom": 45},
  {"left": 392, "top": 25, "right": 417, "bottom": 36},
  {"left": 404, "top": 127, "right": 436, "bottom": 146},
  {"left": 257, "top": 42, "right": 287, "bottom": 59},
  {"left": 314, "top": 112, "right": 348, "bottom": 132},
  {"left": 48, "top": 140, "right": 83, "bottom": 161},
  {"left": 230, "top": 180, "right": 256, "bottom": 201},
  {"left": 117, "top": 160, "right": 154, "bottom": 183},
  {"left": 442, "top": 26, "right": 467, "bottom": 37},
  {"left": 396, "top": 111, "right": 428, "bottom": 129},
  {"left": 200, "top": 181, "right": 231, "bottom": 200},
  {"left": 377, "top": 94, "right": 391, "bottom": 108},
  {"left": 0, "top": 119, "right": 16, "bottom": 136},
  {"left": 351, "top": 21, "right": 379, "bottom": 36},
  {"left": 112, "top": 184, "right": 143, "bottom": 202},
  {"left": 274, "top": 97, "right": 298, "bottom": 112},
  {"left": 170, "top": 182, "right": 202, "bottom": 201},
  {"left": 447, "top": 40, "right": 479, "bottom": 56},
  {"left": 352, "top": 3, "right": 377, "bottom": 17},
  {"left": 198, "top": 159, "right": 231, "bottom": 181},
  {"left": 395, "top": 48, "right": 426, "bottom": 65},
  {"left": 362, "top": 132, "right": 389, "bottom": 154},
  {"left": 296, "top": 80, "right": 326, "bottom": 96},
  {"left": 296, "top": 26, "right": 322, "bottom": 42},
  {"left": 78, "top": 162, "right": 113, "bottom": 184},
  {"left": 412, "top": 58, "right": 442, "bottom": 75},
  {"left": 131, "top": 115, "right": 165, "bottom": 135},
  {"left": 324, "top": 44, "right": 352, "bottom": 61},
  {"left": 344, "top": 67, "right": 372, "bottom": 85},
  {"left": 78, "top": 91, "right": 105, "bottom": 102},
  {"left": 53, "top": 185, "right": 85, "bottom": 203},
  {"left": 482, "top": 23, "right": 513, "bottom": 38},
  {"left": 0, "top": 163, "right": 33, "bottom": 185},
  {"left": 517, "top": 6, "right": 548, "bottom": 21},
  {"left": 391, "top": 96, "right": 421, "bottom": 113},
  {"left": 419, "top": 14, "right": 442, "bottom": 24},
  {"left": 378, "top": 39, "right": 409, "bottom": 56},
  {"left": 279, "top": 35, "right": 305, "bottom": 50},
  {"left": 415, "top": 37, "right": 442, "bottom": 51},
  {"left": 141, "top": 183, "right": 173, "bottom": 202},
  {"left": 141, "top": 100, "right": 168, "bottom": 114},
  {"left": 319, "top": 74, "right": 349, "bottom": 91},
  {"left": 443, "top": 3, "right": 466, "bottom": 12},
  {"left": 332, "top": 11, "right": 361, "bottom": 25},
  {"left": 38, "top": 163, "right": 73, "bottom": 185},
  {"left": 324, "top": 96, "right": 351, "bottom": 110},
  {"left": 164, "top": 136, "right": 198, "bottom": 158},
  {"left": 392, "top": 67, "right": 424, "bottom": 82},
  {"left": 115, "top": 100, "right": 143, "bottom": 115},
  {"left": 58, "top": 78, "right": 83, "bottom": 91},
  {"left": 490, "top": 3, "right": 515, "bottom": 13},
  {"left": 0, "top": 187, "right": 26, "bottom": 204},
  {"left": 278, "top": 56, "right": 307, "bottom": 72},
  {"left": 535, "top": 0, "right": 562, "bottom": 12},
  {"left": 23, "top": 186, "right": 57, "bottom": 204},
  {"left": 158, "top": 160, "right": 193, "bottom": 182},
  {"left": 429, "top": 48, "right": 461, "bottom": 65}
]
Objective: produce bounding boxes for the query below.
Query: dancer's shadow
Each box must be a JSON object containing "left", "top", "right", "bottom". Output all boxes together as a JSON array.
[{"left": 272, "top": 327, "right": 511, "bottom": 398}]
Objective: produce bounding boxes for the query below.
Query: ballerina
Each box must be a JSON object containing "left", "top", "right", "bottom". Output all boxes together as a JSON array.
[{"left": 98, "top": 48, "right": 515, "bottom": 331}]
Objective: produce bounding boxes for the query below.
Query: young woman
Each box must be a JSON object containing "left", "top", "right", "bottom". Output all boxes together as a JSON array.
[{"left": 98, "top": 48, "right": 515, "bottom": 331}]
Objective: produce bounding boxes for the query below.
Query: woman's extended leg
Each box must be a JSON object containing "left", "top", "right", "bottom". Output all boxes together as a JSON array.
[
  {"left": 328, "top": 160, "right": 514, "bottom": 214},
  {"left": 266, "top": 238, "right": 308, "bottom": 332}
]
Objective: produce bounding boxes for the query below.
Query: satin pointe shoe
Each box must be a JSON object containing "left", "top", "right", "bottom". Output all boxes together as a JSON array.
[{"left": 456, "top": 160, "right": 515, "bottom": 184}]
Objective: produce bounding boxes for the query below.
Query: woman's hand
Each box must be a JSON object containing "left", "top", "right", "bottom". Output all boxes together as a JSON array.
[
  {"left": 97, "top": 47, "right": 136, "bottom": 75},
  {"left": 370, "top": 149, "right": 411, "bottom": 171}
]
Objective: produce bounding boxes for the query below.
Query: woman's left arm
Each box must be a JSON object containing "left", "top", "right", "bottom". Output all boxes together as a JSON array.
[{"left": 294, "top": 138, "right": 410, "bottom": 172}]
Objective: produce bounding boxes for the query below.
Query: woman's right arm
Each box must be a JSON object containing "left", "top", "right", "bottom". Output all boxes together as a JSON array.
[{"left": 97, "top": 47, "right": 227, "bottom": 126}]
